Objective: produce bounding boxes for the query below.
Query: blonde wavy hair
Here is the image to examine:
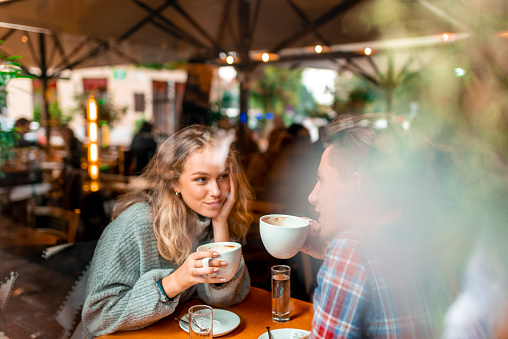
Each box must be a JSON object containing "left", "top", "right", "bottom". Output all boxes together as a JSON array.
[{"left": 113, "top": 125, "right": 254, "bottom": 265}]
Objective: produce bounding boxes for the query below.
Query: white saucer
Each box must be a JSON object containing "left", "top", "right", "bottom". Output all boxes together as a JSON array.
[
  {"left": 258, "top": 328, "right": 310, "bottom": 339},
  {"left": 179, "top": 309, "right": 241, "bottom": 337}
]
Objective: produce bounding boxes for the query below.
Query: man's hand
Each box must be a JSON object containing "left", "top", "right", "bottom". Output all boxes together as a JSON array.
[{"left": 300, "top": 218, "right": 329, "bottom": 260}]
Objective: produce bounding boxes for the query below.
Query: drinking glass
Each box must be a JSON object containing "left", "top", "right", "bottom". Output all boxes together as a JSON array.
[
  {"left": 271, "top": 265, "right": 291, "bottom": 322},
  {"left": 188, "top": 305, "right": 213, "bottom": 338}
]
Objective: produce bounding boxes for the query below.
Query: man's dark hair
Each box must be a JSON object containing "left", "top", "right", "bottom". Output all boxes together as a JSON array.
[
  {"left": 14, "top": 118, "right": 30, "bottom": 128},
  {"left": 323, "top": 113, "right": 432, "bottom": 191},
  {"left": 323, "top": 114, "right": 379, "bottom": 179}
]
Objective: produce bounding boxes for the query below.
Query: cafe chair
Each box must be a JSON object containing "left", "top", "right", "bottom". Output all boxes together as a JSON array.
[{"left": 32, "top": 206, "right": 80, "bottom": 244}]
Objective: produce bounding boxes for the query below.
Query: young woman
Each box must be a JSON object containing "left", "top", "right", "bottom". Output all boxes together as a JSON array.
[{"left": 82, "top": 125, "right": 253, "bottom": 336}]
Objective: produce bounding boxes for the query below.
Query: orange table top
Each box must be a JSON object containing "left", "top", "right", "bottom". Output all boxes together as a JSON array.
[{"left": 97, "top": 286, "right": 314, "bottom": 339}]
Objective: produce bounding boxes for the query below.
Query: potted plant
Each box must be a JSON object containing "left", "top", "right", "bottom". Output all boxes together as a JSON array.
[
  {"left": 72, "top": 93, "right": 127, "bottom": 127},
  {"left": 0, "top": 49, "right": 24, "bottom": 172}
]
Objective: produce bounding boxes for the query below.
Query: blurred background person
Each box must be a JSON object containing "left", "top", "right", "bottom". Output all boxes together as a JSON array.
[
  {"left": 127, "top": 121, "right": 157, "bottom": 175},
  {"left": 233, "top": 123, "right": 259, "bottom": 170},
  {"left": 59, "top": 125, "right": 83, "bottom": 170},
  {"left": 58, "top": 125, "right": 83, "bottom": 211},
  {"left": 264, "top": 123, "right": 317, "bottom": 216},
  {"left": 12, "top": 118, "right": 41, "bottom": 148}
]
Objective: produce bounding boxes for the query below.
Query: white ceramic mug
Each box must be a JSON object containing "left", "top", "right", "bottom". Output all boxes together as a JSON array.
[
  {"left": 197, "top": 241, "right": 242, "bottom": 282},
  {"left": 260, "top": 214, "right": 310, "bottom": 259}
]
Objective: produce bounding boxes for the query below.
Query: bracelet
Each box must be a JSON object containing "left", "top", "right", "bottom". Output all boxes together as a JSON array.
[{"left": 157, "top": 279, "right": 170, "bottom": 302}]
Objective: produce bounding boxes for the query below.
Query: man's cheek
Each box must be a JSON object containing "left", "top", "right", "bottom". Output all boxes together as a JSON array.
[{"left": 321, "top": 187, "right": 334, "bottom": 203}]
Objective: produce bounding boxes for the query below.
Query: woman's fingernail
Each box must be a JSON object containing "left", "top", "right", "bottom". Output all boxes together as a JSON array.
[
  {"left": 219, "top": 278, "right": 226, "bottom": 282},
  {"left": 221, "top": 262, "right": 228, "bottom": 266},
  {"left": 213, "top": 252, "right": 219, "bottom": 256},
  {"left": 213, "top": 268, "right": 220, "bottom": 272}
]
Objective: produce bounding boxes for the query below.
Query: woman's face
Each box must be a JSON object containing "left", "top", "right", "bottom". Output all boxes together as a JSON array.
[{"left": 175, "top": 146, "right": 231, "bottom": 218}]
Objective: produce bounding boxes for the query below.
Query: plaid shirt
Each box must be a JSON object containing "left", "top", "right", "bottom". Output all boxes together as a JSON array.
[{"left": 311, "top": 232, "right": 437, "bottom": 339}]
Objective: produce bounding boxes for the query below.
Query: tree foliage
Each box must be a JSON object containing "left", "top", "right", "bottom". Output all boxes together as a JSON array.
[{"left": 249, "top": 66, "right": 304, "bottom": 116}]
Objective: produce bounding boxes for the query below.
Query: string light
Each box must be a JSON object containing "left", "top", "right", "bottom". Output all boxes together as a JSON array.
[
  {"left": 375, "top": 119, "right": 388, "bottom": 129},
  {"left": 89, "top": 143, "right": 98, "bottom": 162},
  {"left": 21, "top": 36, "right": 28, "bottom": 43},
  {"left": 364, "top": 47, "right": 372, "bottom": 55},
  {"left": 442, "top": 33, "right": 449, "bottom": 41},
  {"left": 87, "top": 96, "right": 97, "bottom": 121},
  {"left": 87, "top": 94, "right": 100, "bottom": 186},
  {"left": 89, "top": 122, "right": 98, "bottom": 142},
  {"left": 455, "top": 68, "right": 466, "bottom": 77},
  {"left": 251, "top": 52, "right": 279, "bottom": 62},
  {"left": 89, "top": 164, "right": 99, "bottom": 180},
  {"left": 90, "top": 181, "right": 100, "bottom": 192},
  {"left": 315, "top": 45, "right": 323, "bottom": 53},
  {"left": 226, "top": 56, "right": 234, "bottom": 64}
]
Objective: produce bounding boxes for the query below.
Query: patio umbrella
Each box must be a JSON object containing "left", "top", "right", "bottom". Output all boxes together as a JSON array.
[
  {"left": 0, "top": 0, "right": 470, "bottom": 69},
  {"left": 0, "top": 0, "right": 489, "bottom": 136}
]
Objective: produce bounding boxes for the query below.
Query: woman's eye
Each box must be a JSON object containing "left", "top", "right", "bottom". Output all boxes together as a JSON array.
[
  {"left": 195, "top": 177, "right": 207, "bottom": 183},
  {"left": 219, "top": 174, "right": 229, "bottom": 180}
]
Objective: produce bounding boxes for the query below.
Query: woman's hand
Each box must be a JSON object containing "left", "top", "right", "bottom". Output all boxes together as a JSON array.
[
  {"left": 212, "top": 166, "right": 236, "bottom": 242},
  {"left": 161, "top": 250, "right": 228, "bottom": 298},
  {"left": 300, "top": 218, "right": 329, "bottom": 260}
]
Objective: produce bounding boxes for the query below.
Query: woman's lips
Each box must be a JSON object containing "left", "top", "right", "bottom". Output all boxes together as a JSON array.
[{"left": 206, "top": 201, "right": 222, "bottom": 208}]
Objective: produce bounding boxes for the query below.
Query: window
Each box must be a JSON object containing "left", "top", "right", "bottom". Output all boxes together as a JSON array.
[{"left": 134, "top": 93, "right": 145, "bottom": 112}]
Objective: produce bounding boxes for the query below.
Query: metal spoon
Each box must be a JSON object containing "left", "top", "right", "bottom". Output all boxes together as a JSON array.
[
  {"left": 175, "top": 316, "right": 204, "bottom": 332},
  {"left": 266, "top": 326, "right": 274, "bottom": 339},
  {"left": 174, "top": 317, "right": 189, "bottom": 325}
]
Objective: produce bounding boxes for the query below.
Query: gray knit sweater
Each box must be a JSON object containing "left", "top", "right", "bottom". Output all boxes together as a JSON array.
[{"left": 81, "top": 203, "right": 250, "bottom": 336}]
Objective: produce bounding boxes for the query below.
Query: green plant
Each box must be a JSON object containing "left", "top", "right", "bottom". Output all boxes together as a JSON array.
[
  {"left": 0, "top": 54, "right": 22, "bottom": 111},
  {"left": 136, "top": 61, "right": 186, "bottom": 71},
  {"left": 0, "top": 122, "right": 19, "bottom": 165},
  {"left": 133, "top": 116, "right": 149, "bottom": 134},
  {"left": 72, "top": 93, "right": 127, "bottom": 126},
  {"left": 349, "top": 88, "right": 377, "bottom": 104},
  {"left": 329, "top": 72, "right": 379, "bottom": 114},
  {"left": 33, "top": 101, "right": 74, "bottom": 126},
  {"left": 249, "top": 66, "right": 304, "bottom": 118},
  {"left": 0, "top": 47, "right": 26, "bottom": 174}
]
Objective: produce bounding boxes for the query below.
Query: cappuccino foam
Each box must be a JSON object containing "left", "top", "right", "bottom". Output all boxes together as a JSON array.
[
  {"left": 262, "top": 216, "right": 308, "bottom": 227},
  {"left": 201, "top": 244, "right": 239, "bottom": 253},
  {"left": 262, "top": 216, "right": 289, "bottom": 226}
]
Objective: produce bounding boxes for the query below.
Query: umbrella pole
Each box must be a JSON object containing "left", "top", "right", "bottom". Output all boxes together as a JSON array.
[{"left": 39, "top": 33, "right": 51, "bottom": 148}]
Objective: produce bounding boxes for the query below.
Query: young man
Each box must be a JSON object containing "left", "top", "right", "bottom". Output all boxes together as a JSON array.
[
  {"left": 302, "top": 114, "right": 452, "bottom": 338},
  {"left": 12, "top": 118, "right": 40, "bottom": 148}
]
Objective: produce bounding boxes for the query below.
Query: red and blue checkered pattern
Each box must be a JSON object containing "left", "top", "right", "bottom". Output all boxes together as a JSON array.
[{"left": 311, "top": 232, "right": 438, "bottom": 338}]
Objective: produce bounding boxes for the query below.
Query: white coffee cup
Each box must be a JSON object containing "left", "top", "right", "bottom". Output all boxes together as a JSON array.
[
  {"left": 260, "top": 214, "right": 310, "bottom": 259},
  {"left": 197, "top": 241, "right": 242, "bottom": 282}
]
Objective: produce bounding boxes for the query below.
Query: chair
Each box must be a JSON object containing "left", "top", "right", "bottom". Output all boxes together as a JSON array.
[{"left": 33, "top": 206, "right": 80, "bottom": 243}]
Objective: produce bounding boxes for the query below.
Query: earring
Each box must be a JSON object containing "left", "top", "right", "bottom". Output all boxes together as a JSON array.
[{"left": 175, "top": 191, "right": 179, "bottom": 196}]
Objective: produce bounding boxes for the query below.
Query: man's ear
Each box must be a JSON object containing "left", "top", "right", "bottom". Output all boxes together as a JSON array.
[{"left": 351, "top": 172, "right": 362, "bottom": 190}]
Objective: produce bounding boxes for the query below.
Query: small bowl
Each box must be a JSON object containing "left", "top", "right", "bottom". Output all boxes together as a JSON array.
[{"left": 259, "top": 214, "right": 310, "bottom": 259}]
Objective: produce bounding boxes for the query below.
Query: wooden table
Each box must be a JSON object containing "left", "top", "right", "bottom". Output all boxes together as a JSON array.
[
  {"left": 0, "top": 215, "right": 59, "bottom": 248},
  {"left": 98, "top": 286, "right": 314, "bottom": 339}
]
